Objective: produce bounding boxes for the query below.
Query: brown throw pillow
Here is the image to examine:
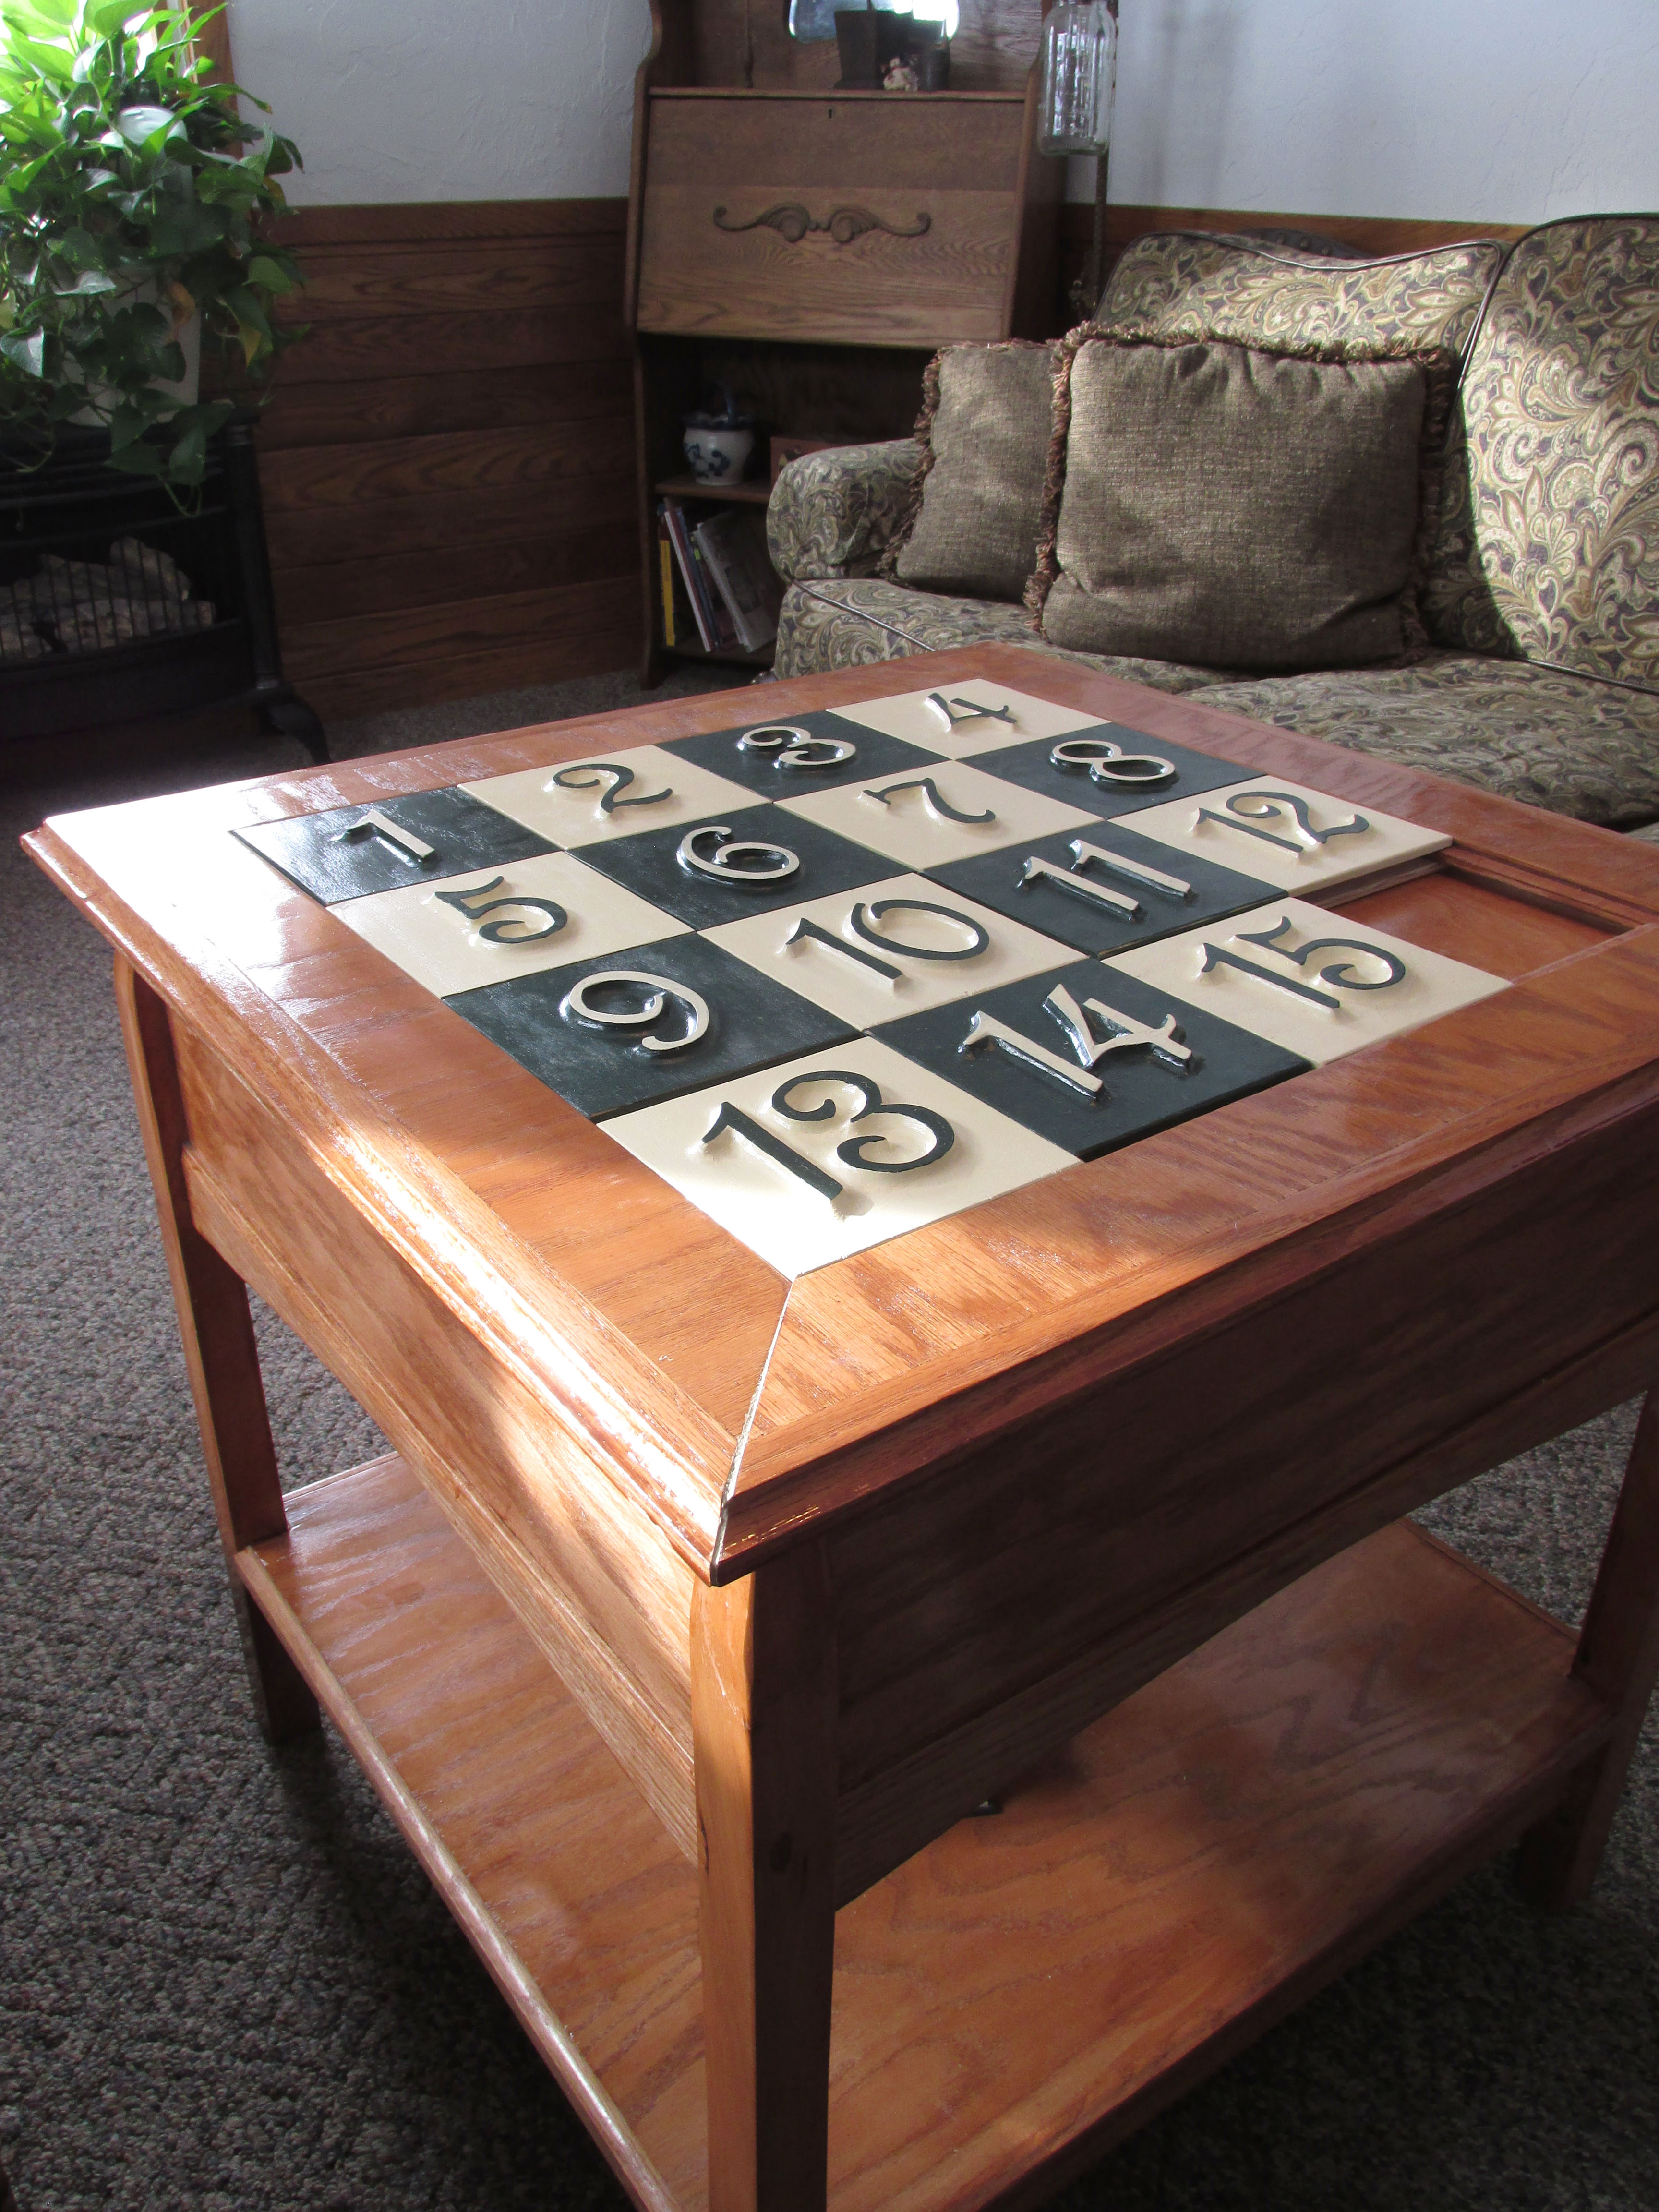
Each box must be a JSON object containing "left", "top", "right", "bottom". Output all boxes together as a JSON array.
[
  {"left": 1028, "top": 331, "right": 1435, "bottom": 672},
  {"left": 885, "top": 339, "right": 1057, "bottom": 602}
]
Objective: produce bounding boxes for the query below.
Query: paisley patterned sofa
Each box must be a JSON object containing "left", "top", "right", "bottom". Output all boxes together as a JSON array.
[{"left": 767, "top": 216, "right": 1659, "bottom": 844}]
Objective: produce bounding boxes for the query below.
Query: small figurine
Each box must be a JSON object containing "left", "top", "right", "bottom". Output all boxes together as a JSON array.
[{"left": 883, "top": 57, "right": 921, "bottom": 91}]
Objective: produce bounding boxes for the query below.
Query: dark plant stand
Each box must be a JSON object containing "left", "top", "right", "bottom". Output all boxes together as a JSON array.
[{"left": 0, "top": 415, "right": 327, "bottom": 763}]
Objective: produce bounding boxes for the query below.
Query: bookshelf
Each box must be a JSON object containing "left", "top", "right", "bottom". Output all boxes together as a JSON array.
[{"left": 625, "top": 0, "right": 1063, "bottom": 685}]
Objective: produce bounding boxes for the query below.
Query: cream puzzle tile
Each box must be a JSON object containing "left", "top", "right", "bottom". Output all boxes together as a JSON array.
[
  {"left": 830, "top": 679, "right": 1112, "bottom": 757},
  {"left": 1120, "top": 776, "right": 1452, "bottom": 892},
  {"left": 701, "top": 872, "right": 1079, "bottom": 1030},
  {"left": 603, "top": 1036, "right": 1074, "bottom": 1279},
  {"left": 332, "top": 851, "right": 686, "bottom": 998},
  {"left": 461, "top": 744, "right": 755, "bottom": 848},
  {"left": 1103, "top": 896, "right": 1506, "bottom": 1065},
  {"left": 775, "top": 758, "right": 1098, "bottom": 869}
]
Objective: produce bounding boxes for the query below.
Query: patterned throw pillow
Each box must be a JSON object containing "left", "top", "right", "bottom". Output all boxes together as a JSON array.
[
  {"left": 884, "top": 339, "right": 1057, "bottom": 603},
  {"left": 1027, "top": 330, "right": 1438, "bottom": 672},
  {"left": 1096, "top": 229, "right": 1506, "bottom": 362},
  {"left": 1424, "top": 215, "right": 1659, "bottom": 691}
]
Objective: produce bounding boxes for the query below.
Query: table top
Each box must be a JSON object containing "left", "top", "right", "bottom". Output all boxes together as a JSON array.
[{"left": 27, "top": 645, "right": 1659, "bottom": 1585}]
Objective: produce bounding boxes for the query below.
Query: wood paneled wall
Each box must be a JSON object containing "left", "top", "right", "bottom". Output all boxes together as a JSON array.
[{"left": 257, "top": 200, "right": 638, "bottom": 721}]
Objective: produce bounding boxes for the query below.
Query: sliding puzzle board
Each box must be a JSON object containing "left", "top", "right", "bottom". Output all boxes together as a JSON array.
[{"left": 236, "top": 683, "right": 1508, "bottom": 1279}]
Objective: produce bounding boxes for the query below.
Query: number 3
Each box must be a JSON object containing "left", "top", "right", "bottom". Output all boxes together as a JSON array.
[{"left": 702, "top": 1069, "right": 955, "bottom": 1202}]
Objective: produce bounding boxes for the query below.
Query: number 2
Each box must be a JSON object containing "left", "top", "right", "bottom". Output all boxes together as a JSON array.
[
  {"left": 550, "top": 761, "right": 670, "bottom": 814},
  {"left": 1192, "top": 790, "right": 1370, "bottom": 856}
]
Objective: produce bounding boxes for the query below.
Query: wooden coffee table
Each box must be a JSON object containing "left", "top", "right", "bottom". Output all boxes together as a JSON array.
[{"left": 26, "top": 645, "right": 1659, "bottom": 2212}]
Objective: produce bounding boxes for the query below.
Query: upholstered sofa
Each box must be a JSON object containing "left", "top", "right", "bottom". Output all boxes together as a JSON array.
[{"left": 766, "top": 216, "right": 1659, "bottom": 846}]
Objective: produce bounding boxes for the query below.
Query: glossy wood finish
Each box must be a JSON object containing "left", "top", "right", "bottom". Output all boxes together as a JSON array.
[
  {"left": 693, "top": 1549, "right": 838, "bottom": 2212},
  {"left": 171, "top": 1014, "right": 702, "bottom": 1856},
  {"left": 29, "top": 645, "right": 1659, "bottom": 1580},
  {"left": 114, "top": 958, "right": 317, "bottom": 1743},
  {"left": 249, "top": 198, "right": 638, "bottom": 716},
  {"left": 244, "top": 1452, "right": 1614, "bottom": 2212},
  {"left": 1517, "top": 1393, "right": 1659, "bottom": 1907},
  {"left": 28, "top": 644, "right": 1659, "bottom": 2211}
]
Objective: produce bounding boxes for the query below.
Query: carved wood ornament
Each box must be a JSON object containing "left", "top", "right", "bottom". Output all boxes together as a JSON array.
[{"left": 711, "top": 202, "right": 933, "bottom": 245}]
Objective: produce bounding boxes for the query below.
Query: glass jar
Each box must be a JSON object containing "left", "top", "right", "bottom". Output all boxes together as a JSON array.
[{"left": 1038, "top": 0, "right": 1119, "bottom": 158}]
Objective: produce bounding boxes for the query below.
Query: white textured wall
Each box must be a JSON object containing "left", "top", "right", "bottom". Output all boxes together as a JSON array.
[
  {"left": 1081, "top": 0, "right": 1659, "bottom": 221},
  {"left": 225, "top": 0, "right": 652, "bottom": 205},
  {"left": 226, "top": 0, "right": 1658, "bottom": 219}
]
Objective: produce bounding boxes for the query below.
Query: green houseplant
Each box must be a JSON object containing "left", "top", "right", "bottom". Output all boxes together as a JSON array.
[{"left": 0, "top": 0, "right": 303, "bottom": 490}]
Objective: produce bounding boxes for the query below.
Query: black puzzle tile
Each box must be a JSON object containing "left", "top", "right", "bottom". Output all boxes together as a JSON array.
[
  {"left": 571, "top": 802, "right": 893, "bottom": 928},
  {"left": 658, "top": 709, "right": 942, "bottom": 798},
  {"left": 925, "top": 817, "right": 1275, "bottom": 957},
  {"left": 873, "top": 960, "right": 1307, "bottom": 1160},
  {"left": 234, "top": 787, "right": 555, "bottom": 904},
  {"left": 970, "top": 725, "right": 1247, "bottom": 820},
  {"left": 444, "top": 931, "right": 857, "bottom": 1120}
]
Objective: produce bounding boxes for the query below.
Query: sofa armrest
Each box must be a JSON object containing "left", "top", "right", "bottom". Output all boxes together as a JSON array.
[{"left": 766, "top": 440, "right": 921, "bottom": 584}]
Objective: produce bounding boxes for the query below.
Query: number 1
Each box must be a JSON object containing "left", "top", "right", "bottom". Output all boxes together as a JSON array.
[{"left": 701, "top": 1101, "right": 845, "bottom": 1201}]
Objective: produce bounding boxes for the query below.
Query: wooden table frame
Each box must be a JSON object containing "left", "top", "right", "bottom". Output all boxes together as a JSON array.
[{"left": 28, "top": 647, "right": 1659, "bottom": 2212}]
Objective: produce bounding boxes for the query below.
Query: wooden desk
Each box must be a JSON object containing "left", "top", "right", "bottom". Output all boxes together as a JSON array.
[{"left": 26, "top": 647, "right": 1659, "bottom": 2212}]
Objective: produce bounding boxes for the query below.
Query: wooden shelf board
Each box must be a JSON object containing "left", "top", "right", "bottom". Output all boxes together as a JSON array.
[
  {"left": 240, "top": 1454, "right": 1609, "bottom": 2212},
  {"left": 655, "top": 474, "right": 773, "bottom": 506}
]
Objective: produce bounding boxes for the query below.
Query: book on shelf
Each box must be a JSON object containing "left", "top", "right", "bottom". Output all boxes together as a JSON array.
[
  {"left": 655, "top": 504, "right": 696, "bottom": 651},
  {"left": 690, "top": 532, "right": 738, "bottom": 651},
  {"left": 692, "top": 508, "right": 783, "bottom": 653},
  {"left": 661, "top": 497, "right": 735, "bottom": 653}
]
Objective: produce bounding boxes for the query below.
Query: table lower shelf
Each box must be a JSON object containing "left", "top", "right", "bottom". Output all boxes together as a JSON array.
[{"left": 240, "top": 1454, "right": 1609, "bottom": 2212}]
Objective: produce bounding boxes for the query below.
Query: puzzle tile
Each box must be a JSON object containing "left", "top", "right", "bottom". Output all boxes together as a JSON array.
[
  {"left": 658, "top": 710, "right": 940, "bottom": 797},
  {"left": 445, "top": 931, "right": 855, "bottom": 1120},
  {"left": 235, "top": 787, "right": 554, "bottom": 905},
  {"left": 1121, "top": 776, "right": 1452, "bottom": 892},
  {"left": 926, "top": 816, "right": 1277, "bottom": 957},
  {"left": 1104, "top": 896, "right": 1507, "bottom": 1065},
  {"left": 332, "top": 852, "right": 685, "bottom": 998},
  {"left": 702, "top": 872, "right": 1080, "bottom": 1030},
  {"left": 462, "top": 744, "right": 755, "bottom": 847},
  {"left": 776, "top": 757, "right": 1098, "bottom": 870},
  {"left": 603, "top": 1037, "right": 1074, "bottom": 1279},
  {"left": 873, "top": 959, "right": 1306, "bottom": 1160},
  {"left": 828, "top": 678, "right": 1113, "bottom": 757},
  {"left": 571, "top": 802, "right": 893, "bottom": 929},
  {"left": 968, "top": 727, "right": 1247, "bottom": 820}
]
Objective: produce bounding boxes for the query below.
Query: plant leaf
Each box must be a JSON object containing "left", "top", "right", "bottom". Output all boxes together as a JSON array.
[
  {"left": 86, "top": 0, "right": 150, "bottom": 32},
  {"left": 243, "top": 253, "right": 293, "bottom": 291},
  {"left": 107, "top": 438, "right": 166, "bottom": 477},
  {"left": 112, "top": 103, "right": 179, "bottom": 145},
  {"left": 168, "top": 418, "right": 207, "bottom": 480},
  {"left": 107, "top": 398, "right": 149, "bottom": 449},
  {"left": 0, "top": 327, "right": 48, "bottom": 376}
]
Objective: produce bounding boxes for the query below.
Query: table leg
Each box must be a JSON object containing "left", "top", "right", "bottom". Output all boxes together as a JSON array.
[
  {"left": 115, "top": 956, "right": 319, "bottom": 1744},
  {"left": 693, "top": 1542, "right": 838, "bottom": 2212},
  {"left": 1517, "top": 1388, "right": 1659, "bottom": 1908}
]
